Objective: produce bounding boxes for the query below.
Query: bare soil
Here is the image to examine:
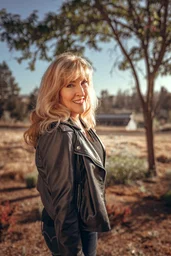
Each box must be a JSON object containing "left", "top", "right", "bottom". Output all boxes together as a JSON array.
[{"left": 0, "top": 127, "right": 171, "bottom": 256}]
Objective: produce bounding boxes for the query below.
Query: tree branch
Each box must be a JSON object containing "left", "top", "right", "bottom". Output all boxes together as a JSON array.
[
  {"left": 147, "top": 1, "right": 169, "bottom": 109},
  {"left": 161, "top": 56, "right": 171, "bottom": 66},
  {"left": 94, "top": 0, "right": 145, "bottom": 108},
  {"left": 111, "top": 19, "right": 136, "bottom": 34},
  {"left": 152, "top": 0, "right": 169, "bottom": 76}
]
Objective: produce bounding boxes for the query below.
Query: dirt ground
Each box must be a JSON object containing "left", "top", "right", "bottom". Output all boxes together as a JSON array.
[{"left": 0, "top": 127, "right": 171, "bottom": 256}]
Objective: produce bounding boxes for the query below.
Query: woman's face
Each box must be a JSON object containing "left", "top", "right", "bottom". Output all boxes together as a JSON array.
[{"left": 59, "top": 77, "right": 89, "bottom": 119}]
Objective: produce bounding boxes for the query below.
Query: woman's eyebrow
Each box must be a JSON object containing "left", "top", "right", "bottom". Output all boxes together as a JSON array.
[{"left": 68, "top": 80, "right": 75, "bottom": 83}]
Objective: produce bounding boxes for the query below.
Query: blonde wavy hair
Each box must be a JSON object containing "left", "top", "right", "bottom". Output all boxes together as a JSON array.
[{"left": 24, "top": 52, "right": 98, "bottom": 148}]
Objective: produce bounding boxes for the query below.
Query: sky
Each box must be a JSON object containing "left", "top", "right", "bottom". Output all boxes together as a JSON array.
[{"left": 0, "top": 0, "right": 170, "bottom": 97}]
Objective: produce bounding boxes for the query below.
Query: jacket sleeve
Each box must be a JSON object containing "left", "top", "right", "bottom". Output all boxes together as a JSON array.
[{"left": 38, "top": 128, "right": 83, "bottom": 256}]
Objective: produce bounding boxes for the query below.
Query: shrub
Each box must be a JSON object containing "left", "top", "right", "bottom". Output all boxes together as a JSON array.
[
  {"left": 162, "top": 190, "right": 171, "bottom": 207},
  {"left": 25, "top": 171, "right": 38, "bottom": 188},
  {"left": 105, "top": 154, "right": 148, "bottom": 186}
]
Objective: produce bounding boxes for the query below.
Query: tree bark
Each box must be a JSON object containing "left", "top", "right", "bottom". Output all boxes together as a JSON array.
[{"left": 143, "top": 108, "right": 156, "bottom": 176}]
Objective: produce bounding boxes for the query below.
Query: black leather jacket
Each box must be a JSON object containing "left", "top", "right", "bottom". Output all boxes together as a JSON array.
[{"left": 35, "top": 120, "right": 111, "bottom": 256}]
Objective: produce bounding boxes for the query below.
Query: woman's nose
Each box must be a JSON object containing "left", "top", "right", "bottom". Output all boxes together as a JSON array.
[{"left": 76, "top": 84, "right": 85, "bottom": 96}]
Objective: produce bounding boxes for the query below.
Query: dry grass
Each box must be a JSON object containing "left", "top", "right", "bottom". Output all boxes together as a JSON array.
[
  {"left": 0, "top": 129, "right": 35, "bottom": 181},
  {"left": 0, "top": 128, "right": 171, "bottom": 180}
]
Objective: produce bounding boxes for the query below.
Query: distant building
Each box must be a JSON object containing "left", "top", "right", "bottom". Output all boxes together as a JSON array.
[
  {"left": 125, "top": 114, "right": 137, "bottom": 130},
  {"left": 96, "top": 113, "right": 132, "bottom": 126}
]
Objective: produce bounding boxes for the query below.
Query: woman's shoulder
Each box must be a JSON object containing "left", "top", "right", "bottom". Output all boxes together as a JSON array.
[
  {"left": 41, "top": 121, "right": 75, "bottom": 133},
  {"left": 37, "top": 121, "right": 76, "bottom": 149},
  {"left": 38, "top": 121, "right": 75, "bottom": 141},
  {"left": 58, "top": 122, "right": 76, "bottom": 132}
]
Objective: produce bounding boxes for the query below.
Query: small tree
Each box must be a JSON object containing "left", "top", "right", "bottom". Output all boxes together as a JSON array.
[
  {"left": 0, "top": 61, "right": 20, "bottom": 118},
  {"left": 27, "top": 87, "right": 38, "bottom": 112},
  {"left": 1, "top": 1, "right": 171, "bottom": 175}
]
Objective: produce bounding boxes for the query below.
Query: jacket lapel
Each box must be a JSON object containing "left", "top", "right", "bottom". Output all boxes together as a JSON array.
[
  {"left": 73, "top": 131, "right": 105, "bottom": 170},
  {"left": 60, "top": 119, "right": 105, "bottom": 170}
]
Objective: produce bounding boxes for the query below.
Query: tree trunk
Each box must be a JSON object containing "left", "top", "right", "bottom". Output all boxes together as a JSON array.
[{"left": 143, "top": 109, "right": 157, "bottom": 176}]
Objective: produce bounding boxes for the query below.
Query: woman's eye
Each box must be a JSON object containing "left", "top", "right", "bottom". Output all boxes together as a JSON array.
[{"left": 66, "top": 84, "right": 74, "bottom": 88}]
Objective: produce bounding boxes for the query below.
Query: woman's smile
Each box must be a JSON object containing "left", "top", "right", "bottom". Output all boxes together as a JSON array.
[{"left": 73, "top": 98, "right": 85, "bottom": 104}]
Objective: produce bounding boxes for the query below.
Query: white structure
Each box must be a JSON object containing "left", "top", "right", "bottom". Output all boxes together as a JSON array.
[{"left": 125, "top": 114, "right": 137, "bottom": 131}]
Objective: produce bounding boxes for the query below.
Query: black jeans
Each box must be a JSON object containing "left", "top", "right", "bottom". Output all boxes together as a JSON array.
[{"left": 42, "top": 222, "right": 97, "bottom": 256}]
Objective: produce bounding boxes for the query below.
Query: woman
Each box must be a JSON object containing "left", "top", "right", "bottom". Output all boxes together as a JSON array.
[{"left": 24, "top": 52, "right": 111, "bottom": 256}]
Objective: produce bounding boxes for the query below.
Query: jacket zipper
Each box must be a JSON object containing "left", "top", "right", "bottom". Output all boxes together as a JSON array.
[{"left": 77, "top": 183, "right": 81, "bottom": 212}]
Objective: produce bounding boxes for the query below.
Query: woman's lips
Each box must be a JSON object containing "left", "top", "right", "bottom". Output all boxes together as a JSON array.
[{"left": 73, "top": 98, "right": 85, "bottom": 104}]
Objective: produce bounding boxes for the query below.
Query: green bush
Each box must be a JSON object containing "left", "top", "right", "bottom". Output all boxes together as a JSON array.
[
  {"left": 25, "top": 172, "right": 38, "bottom": 188},
  {"left": 105, "top": 154, "right": 148, "bottom": 186},
  {"left": 162, "top": 190, "right": 171, "bottom": 207}
]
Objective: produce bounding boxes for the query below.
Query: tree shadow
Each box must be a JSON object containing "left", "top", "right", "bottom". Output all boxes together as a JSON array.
[
  {"left": 0, "top": 186, "right": 28, "bottom": 193},
  {"left": 1, "top": 194, "right": 39, "bottom": 204},
  {"left": 18, "top": 208, "right": 42, "bottom": 224}
]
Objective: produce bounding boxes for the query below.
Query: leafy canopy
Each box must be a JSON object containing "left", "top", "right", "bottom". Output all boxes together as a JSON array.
[{"left": 0, "top": 0, "right": 171, "bottom": 76}]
